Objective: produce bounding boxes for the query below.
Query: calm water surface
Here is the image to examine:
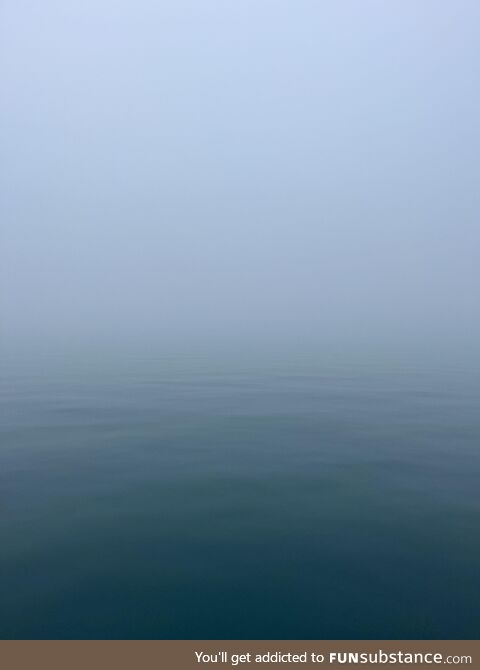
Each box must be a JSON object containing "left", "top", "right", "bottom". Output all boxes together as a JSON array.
[{"left": 1, "top": 353, "right": 479, "bottom": 638}]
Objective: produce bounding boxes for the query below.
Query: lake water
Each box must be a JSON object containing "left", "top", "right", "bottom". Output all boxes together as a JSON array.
[{"left": 1, "top": 352, "right": 479, "bottom": 638}]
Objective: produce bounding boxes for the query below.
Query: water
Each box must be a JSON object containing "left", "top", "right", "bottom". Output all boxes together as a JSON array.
[{"left": 1, "top": 352, "right": 479, "bottom": 639}]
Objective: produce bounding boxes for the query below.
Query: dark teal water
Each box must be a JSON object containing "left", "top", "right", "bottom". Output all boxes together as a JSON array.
[{"left": 1, "top": 354, "right": 479, "bottom": 639}]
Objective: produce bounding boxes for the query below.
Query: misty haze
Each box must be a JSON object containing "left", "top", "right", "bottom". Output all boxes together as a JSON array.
[{"left": 1, "top": 1, "right": 479, "bottom": 639}]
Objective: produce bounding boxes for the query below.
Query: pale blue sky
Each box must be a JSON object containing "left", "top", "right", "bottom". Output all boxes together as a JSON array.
[{"left": 2, "top": 1, "right": 479, "bottom": 356}]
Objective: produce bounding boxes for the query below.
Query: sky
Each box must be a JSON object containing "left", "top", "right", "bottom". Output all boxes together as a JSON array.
[{"left": 2, "top": 1, "right": 480, "bottom": 358}]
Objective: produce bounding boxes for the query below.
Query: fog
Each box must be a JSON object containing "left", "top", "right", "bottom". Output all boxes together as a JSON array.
[{"left": 2, "top": 1, "right": 479, "bottom": 359}]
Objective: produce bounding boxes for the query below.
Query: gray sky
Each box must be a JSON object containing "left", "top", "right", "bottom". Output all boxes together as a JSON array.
[{"left": 2, "top": 1, "right": 479, "bottom": 357}]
